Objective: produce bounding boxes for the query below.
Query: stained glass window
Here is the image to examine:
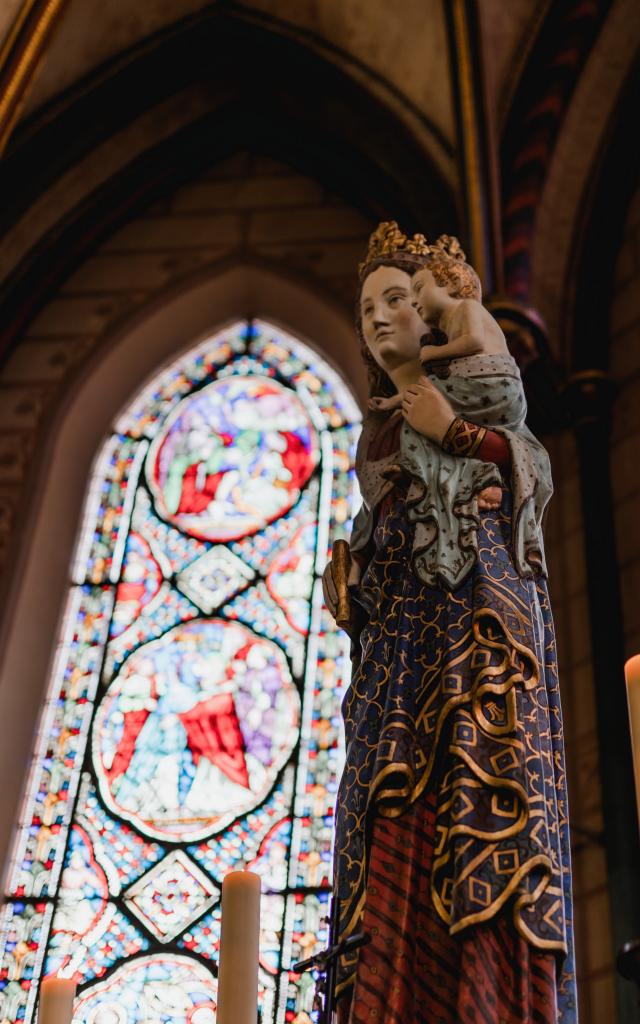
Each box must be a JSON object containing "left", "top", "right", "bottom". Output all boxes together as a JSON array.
[{"left": 0, "top": 319, "right": 361, "bottom": 1024}]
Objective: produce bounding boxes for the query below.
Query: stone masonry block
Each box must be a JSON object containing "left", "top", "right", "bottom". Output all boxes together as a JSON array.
[
  {"left": 171, "top": 177, "right": 325, "bottom": 212},
  {"left": 63, "top": 253, "right": 175, "bottom": 293},
  {"left": 0, "top": 386, "right": 50, "bottom": 431},
  {"left": 101, "top": 214, "right": 243, "bottom": 252},
  {"left": 253, "top": 238, "right": 368, "bottom": 278},
  {"left": 0, "top": 433, "right": 33, "bottom": 483},
  {"left": 27, "top": 295, "right": 142, "bottom": 338},
  {"left": 2, "top": 339, "right": 92, "bottom": 382},
  {"left": 248, "top": 207, "right": 370, "bottom": 245}
]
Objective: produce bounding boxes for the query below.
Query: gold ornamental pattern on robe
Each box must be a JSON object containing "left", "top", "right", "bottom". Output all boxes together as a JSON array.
[{"left": 332, "top": 498, "right": 575, "bottom": 1015}]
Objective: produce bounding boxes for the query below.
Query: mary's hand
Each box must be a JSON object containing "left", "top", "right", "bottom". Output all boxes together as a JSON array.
[
  {"left": 322, "top": 558, "right": 362, "bottom": 621},
  {"left": 322, "top": 561, "right": 338, "bottom": 618},
  {"left": 402, "top": 376, "right": 456, "bottom": 445}
]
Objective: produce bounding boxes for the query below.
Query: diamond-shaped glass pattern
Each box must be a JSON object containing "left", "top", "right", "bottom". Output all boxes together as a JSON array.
[
  {"left": 176, "top": 545, "right": 255, "bottom": 613},
  {"left": 124, "top": 851, "right": 219, "bottom": 942}
]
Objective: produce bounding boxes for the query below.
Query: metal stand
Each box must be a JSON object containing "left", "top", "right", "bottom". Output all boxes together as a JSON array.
[
  {"left": 292, "top": 895, "right": 370, "bottom": 1024},
  {"left": 617, "top": 939, "right": 640, "bottom": 1011}
]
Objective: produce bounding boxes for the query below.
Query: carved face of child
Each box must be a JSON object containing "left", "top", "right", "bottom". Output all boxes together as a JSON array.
[
  {"left": 410, "top": 266, "right": 447, "bottom": 323},
  {"left": 360, "top": 265, "right": 424, "bottom": 371}
]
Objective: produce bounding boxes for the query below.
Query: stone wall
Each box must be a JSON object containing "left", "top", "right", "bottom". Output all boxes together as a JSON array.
[{"left": 0, "top": 151, "right": 373, "bottom": 577}]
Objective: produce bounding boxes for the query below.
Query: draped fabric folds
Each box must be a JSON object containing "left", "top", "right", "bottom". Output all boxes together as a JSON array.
[{"left": 333, "top": 496, "right": 577, "bottom": 1023}]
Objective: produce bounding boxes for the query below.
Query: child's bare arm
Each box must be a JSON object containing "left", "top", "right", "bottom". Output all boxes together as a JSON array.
[{"left": 420, "top": 332, "right": 484, "bottom": 363}]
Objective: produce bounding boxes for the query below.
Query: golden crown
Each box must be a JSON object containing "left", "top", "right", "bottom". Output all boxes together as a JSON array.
[{"left": 359, "top": 220, "right": 430, "bottom": 272}]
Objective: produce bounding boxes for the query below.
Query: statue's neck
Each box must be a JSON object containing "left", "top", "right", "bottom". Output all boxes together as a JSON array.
[{"left": 388, "top": 358, "right": 423, "bottom": 394}]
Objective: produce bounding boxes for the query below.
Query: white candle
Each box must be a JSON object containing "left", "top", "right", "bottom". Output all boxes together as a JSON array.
[
  {"left": 38, "top": 977, "right": 76, "bottom": 1024},
  {"left": 625, "top": 655, "right": 640, "bottom": 831},
  {"left": 216, "top": 870, "right": 261, "bottom": 1024}
]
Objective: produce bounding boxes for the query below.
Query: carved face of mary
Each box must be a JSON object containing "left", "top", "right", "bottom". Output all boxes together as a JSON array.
[{"left": 359, "top": 265, "right": 424, "bottom": 373}]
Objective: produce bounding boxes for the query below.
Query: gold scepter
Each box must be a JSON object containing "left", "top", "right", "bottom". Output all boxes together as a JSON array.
[{"left": 331, "top": 538, "right": 352, "bottom": 631}]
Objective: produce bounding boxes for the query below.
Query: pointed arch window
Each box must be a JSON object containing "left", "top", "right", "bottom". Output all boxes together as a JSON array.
[{"left": 0, "top": 319, "right": 361, "bottom": 1024}]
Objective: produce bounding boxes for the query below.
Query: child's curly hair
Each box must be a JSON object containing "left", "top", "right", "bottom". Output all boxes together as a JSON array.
[{"left": 425, "top": 235, "right": 482, "bottom": 301}]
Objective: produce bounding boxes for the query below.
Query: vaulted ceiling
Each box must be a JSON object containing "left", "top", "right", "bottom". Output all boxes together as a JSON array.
[{"left": 0, "top": 0, "right": 638, "bottom": 365}]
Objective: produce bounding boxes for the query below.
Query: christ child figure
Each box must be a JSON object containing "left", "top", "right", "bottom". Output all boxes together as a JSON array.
[
  {"left": 411, "top": 234, "right": 509, "bottom": 362},
  {"left": 404, "top": 234, "right": 511, "bottom": 510}
]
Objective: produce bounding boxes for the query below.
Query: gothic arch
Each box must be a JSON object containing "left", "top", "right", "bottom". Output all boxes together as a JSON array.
[
  {"left": 0, "top": 260, "right": 364, "bottom": 887},
  {"left": 0, "top": 6, "right": 456, "bottom": 360}
]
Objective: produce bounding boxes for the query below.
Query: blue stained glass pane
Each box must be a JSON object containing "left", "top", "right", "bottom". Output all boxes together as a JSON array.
[
  {"left": 231, "top": 479, "right": 319, "bottom": 575},
  {"left": 131, "top": 488, "right": 209, "bottom": 575},
  {"left": 216, "top": 353, "right": 276, "bottom": 381},
  {"left": 265, "top": 523, "right": 316, "bottom": 636},
  {"left": 248, "top": 819, "right": 291, "bottom": 893},
  {"left": 72, "top": 436, "right": 146, "bottom": 585},
  {"left": 104, "top": 583, "right": 199, "bottom": 681},
  {"left": 249, "top": 320, "right": 362, "bottom": 429},
  {"left": 179, "top": 905, "right": 220, "bottom": 960},
  {"left": 109, "top": 531, "right": 170, "bottom": 638},
  {"left": 259, "top": 895, "right": 286, "bottom": 976},
  {"left": 325, "top": 424, "right": 361, "bottom": 557},
  {"left": 73, "top": 775, "right": 165, "bottom": 890},
  {"left": 282, "top": 891, "right": 331, "bottom": 1023},
  {"left": 223, "top": 581, "right": 305, "bottom": 676},
  {"left": 116, "top": 323, "right": 248, "bottom": 440},
  {"left": 288, "top": 590, "right": 351, "bottom": 891},
  {"left": 45, "top": 900, "right": 148, "bottom": 984},
  {"left": 7, "top": 586, "right": 114, "bottom": 900},
  {"left": 0, "top": 901, "right": 52, "bottom": 1023},
  {"left": 43, "top": 809, "right": 152, "bottom": 982}
]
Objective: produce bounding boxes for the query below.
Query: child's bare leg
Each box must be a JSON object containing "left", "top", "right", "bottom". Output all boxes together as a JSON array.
[{"left": 477, "top": 486, "right": 502, "bottom": 511}]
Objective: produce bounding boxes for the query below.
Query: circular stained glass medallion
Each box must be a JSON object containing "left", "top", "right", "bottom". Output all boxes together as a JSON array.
[
  {"left": 147, "top": 374, "right": 318, "bottom": 541},
  {"left": 92, "top": 619, "right": 300, "bottom": 841},
  {"left": 73, "top": 954, "right": 217, "bottom": 1024}
]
